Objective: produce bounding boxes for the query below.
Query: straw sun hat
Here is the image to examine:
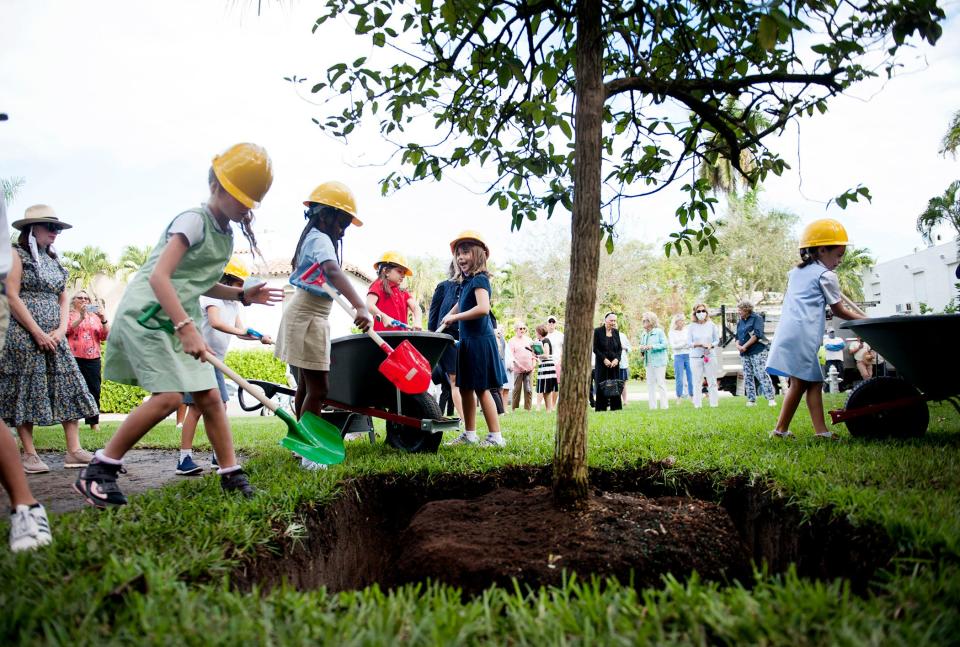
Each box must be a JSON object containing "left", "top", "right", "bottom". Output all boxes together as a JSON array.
[{"left": 11, "top": 205, "right": 74, "bottom": 231}]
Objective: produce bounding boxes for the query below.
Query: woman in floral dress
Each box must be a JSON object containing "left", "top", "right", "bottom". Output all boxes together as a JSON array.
[{"left": 0, "top": 205, "right": 97, "bottom": 473}]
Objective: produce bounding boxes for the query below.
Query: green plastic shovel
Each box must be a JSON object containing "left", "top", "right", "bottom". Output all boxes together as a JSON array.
[{"left": 136, "top": 303, "right": 345, "bottom": 465}]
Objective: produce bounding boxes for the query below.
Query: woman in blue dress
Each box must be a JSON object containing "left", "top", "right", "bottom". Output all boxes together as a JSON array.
[
  {"left": 766, "top": 219, "right": 865, "bottom": 439},
  {"left": 441, "top": 231, "right": 507, "bottom": 448}
]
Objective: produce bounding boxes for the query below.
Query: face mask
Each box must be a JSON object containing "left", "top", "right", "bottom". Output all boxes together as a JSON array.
[
  {"left": 828, "top": 332, "right": 835, "bottom": 338},
  {"left": 696, "top": 312, "right": 707, "bottom": 321}
]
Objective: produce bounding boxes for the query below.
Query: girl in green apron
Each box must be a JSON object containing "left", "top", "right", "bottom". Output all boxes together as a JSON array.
[{"left": 74, "top": 144, "right": 283, "bottom": 508}]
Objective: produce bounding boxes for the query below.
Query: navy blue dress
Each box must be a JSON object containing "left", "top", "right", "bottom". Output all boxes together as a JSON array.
[
  {"left": 428, "top": 279, "right": 460, "bottom": 375},
  {"left": 455, "top": 273, "right": 507, "bottom": 390}
]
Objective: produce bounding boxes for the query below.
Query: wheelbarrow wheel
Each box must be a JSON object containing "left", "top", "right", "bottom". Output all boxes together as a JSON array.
[
  {"left": 385, "top": 393, "right": 444, "bottom": 454},
  {"left": 844, "top": 377, "right": 928, "bottom": 439}
]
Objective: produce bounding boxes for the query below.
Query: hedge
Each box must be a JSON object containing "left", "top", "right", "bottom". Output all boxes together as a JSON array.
[{"left": 97, "top": 349, "right": 288, "bottom": 414}]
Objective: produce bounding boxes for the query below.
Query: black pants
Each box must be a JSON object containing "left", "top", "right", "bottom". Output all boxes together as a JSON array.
[
  {"left": 74, "top": 356, "right": 101, "bottom": 425},
  {"left": 594, "top": 366, "right": 622, "bottom": 412}
]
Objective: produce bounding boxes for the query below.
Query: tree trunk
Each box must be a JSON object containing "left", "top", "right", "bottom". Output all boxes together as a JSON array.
[{"left": 553, "top": 0, "right": 603, "bottom": 507}]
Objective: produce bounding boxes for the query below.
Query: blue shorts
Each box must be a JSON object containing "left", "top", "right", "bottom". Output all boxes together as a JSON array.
[{"left": 182, "top": 366, "right": 229, "bottom": 405}]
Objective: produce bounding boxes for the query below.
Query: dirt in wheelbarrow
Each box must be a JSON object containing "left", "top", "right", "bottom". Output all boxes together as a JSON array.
[{"left": 234, "top": 466, "right": 896, "bottom": 597}]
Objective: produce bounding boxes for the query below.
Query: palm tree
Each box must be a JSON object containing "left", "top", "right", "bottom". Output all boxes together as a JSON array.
[
  {"left": 835, "top": 246, "right": 875, "bottom": 302},
  {"left": 62, "top": 246, "right": 115, "bottom": 291},
  {"left": 917, "top": 180, "right": 960, "bottom": 246},
  {"left": 1, "top": 176, "right": 25, "bottom": 203},
  {"left": 698, "top": 98, "right": 770, "bottom": 196},
  {"left": 940, "top": 110, "right": 960, "bottom": 159},
  {"left": 116, "top": 244, "right": 153, "bottom": 279}
]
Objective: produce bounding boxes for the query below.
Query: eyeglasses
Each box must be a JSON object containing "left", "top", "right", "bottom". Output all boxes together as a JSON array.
[
  {"left": 41, "top": 223, "right": 64, "bottom": 233},
  {"left": 517, "top": 327, "right": 526, "bottom": 331},
  {"left": 695, "top": 310, "right": 707, "bottom": 314}
]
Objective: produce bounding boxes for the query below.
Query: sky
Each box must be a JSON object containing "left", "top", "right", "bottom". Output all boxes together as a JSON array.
[{"left": 2, "top": 0, "right": 959, "bottom": 273}]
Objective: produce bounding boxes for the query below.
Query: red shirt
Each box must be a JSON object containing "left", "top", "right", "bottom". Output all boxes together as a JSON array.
[
  {"left": 368, "top": 280, "right": 411, "bottom": 332},
  {"left": 67, "top": 311, "right": 109, "bottom": 359}
]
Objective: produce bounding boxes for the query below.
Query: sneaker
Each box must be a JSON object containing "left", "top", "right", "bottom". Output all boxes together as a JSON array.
[
  {"left": 64, "top": 448, "right": 94, "bottom": 468},
  {"left": 445, "top": 432, "right": 478, "bottom": 446},
  {"left": 220, "top": 469, "right": 255, "bottom": 498},
  {"left": 769, "top": 430, "right": 795, "bottom": 439},
  {"left": 21, "top": 453, "right": 49, "bottom": 474},
  {"left": 745, "top": 401, "right": 756, "bottom": 407},
  {"left": 768, "top": 399, "right": 777, "bottom": 407},
  {"left": 478, "top": 434, "right": 506, "bottom": 448},
  {"left": 300, "top": 457, "right": 329, "bottom": 471},
  {"left": 175, "top": 455, "right": 203, "bottom": 476},
  {"left": 73, "top": 460, "right": 128, "bottom": 508},
  {"left": 343, "top": 432, "right": 365, "bottom": 442},
  {"left": 9, "top": 506, "right": 41, "bottom": 552},
  {"left": 27, "top": 504, "right": 52, "bottom": 547}
]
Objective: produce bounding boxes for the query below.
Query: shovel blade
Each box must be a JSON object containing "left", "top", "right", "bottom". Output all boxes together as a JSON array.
[
  {"left": 379, "top": 339, "right": 432, "bottom": 394},
  {"left": 276, "top": 409, "right": 345, "bottom": 465}
]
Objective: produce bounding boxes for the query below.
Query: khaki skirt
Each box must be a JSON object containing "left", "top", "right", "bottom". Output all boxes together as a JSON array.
[{"left": 274, "top": 289, "right": 333, "bottom": 371}]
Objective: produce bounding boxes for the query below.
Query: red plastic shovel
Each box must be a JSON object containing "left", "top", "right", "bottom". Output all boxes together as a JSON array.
[{"left": 299, "top": 263, "right": 431, "bottom": 394}]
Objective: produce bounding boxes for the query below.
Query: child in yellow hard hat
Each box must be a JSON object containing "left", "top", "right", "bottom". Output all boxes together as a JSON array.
[
  {"left": 367, "top": 251, "right": 422, "bottom": 331},
  {"left": 176, "top": 255, "right": 273, "bottom": 476},
  {"left": 74, "top": 143, "right": 283, "bottom": 507},
  {"left": 765, "top": 218, "right": 866, "bottom": 439},
  {"left": 275, "top": 181, "right": 372, "bottom": 468}
]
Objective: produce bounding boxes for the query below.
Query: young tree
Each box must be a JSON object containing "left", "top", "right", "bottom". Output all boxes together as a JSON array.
[
  {"left": 1, "top": 177, "right": 25, "bottom": 204},
  {"left": 62, "top": 246, "right": 115, "bottom": 292},
  {"left": 917, "top": 180, "right": 960, "bottom": 247},
  {"left": 940, "top": 110, "right": 960, "bottom": 159},
  {"left": 310, "top": 0, "right": 945, "bottom": 504},
  {"left": 116, "top": 244, "right": 153, "bottom": 280},
  {"left": 834, "top": 245, "right": 875, "bottom": 302}
]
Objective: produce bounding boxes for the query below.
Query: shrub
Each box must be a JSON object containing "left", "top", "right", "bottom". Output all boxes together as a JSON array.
[
  {"left": 224, "top": 349, "right": 288, "bottom": 383},
  {"left": 99, "top": 380, "right": 149, "bottom": 413}
]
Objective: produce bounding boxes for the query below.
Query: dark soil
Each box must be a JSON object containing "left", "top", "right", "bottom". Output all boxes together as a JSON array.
[
  {"left": 0, "top": 449, "right": 213, "bottom": 514},
  {"left": 234, "top": 465, "right": 897, "bottom": 597}
]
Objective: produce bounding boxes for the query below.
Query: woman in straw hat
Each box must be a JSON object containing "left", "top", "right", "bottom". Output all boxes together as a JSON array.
[{"left": 0, "top": 205, "right": 97, "bottom": 474}]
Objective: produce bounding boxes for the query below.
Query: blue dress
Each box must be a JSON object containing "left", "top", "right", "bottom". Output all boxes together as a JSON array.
[
  {"left": 455, "top": 273, "right": 507, "bottom": 390},
  {"left": 766, "top": 262, "right": 834, "bottom": 382}
]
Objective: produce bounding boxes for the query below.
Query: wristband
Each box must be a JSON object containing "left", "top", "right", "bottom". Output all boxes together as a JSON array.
[
  {"left": 238, "top": 289, "right": 250, "bottom": 306},
  {"left": 174, "top": 317, "right": 194, "bottom": 332}
]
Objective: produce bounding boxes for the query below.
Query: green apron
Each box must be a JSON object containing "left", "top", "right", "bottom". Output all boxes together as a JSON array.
[{"left": 104, "top": 206, "right": 233, "bottom": 393}]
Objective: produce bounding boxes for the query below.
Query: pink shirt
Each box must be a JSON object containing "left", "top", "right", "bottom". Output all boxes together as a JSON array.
[
  {"left": 508, "top": 336, "right": 535, "bottom": 373},
  {"left": 67, "top": 312, "right": 108, "bottom": 359}
]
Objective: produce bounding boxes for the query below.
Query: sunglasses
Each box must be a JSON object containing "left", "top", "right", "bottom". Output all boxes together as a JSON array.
[
  {"left": 41, "top": 223, "right": 65, "bottom": 233},
  {"left": 517, "top": 327, "right": 527, "bottom": 331},
  {"left": 695, "top": 310, "right": 707, "bottom": 314}
]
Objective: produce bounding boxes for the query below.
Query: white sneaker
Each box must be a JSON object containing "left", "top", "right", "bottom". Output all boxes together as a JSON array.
[
  {"left": 343, "top": 432, "right": 365, "bottom": 442},
  {"left": 445, "top": 432, "right": 478, "bottom": 446},
  {"left": 768, "top": 399, "right": 777, "bottom": 407},
  {"left": 9, "top": 505, "right": 42, "bottom": 552},
  {"left": 27, "top": 504, "right": 51, "bottom": 547},
  {"left": 746, "top": 401, "right": 756, "bottom": 407},
  {"left": 479, "top": 434, "right": 506, "bottom": 448},
  {"left": 300, "top": 457, "right": 328, "bottom": 471}
]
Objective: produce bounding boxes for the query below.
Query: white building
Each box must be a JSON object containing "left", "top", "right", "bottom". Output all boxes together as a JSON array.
[{"left": 861, "top": 238, "right": 959, "bottom": 316}]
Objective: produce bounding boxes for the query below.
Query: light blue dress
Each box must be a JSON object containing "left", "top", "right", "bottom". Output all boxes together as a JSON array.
[{"left": 766, "top": 261, "right": 838, "bottom": 382}]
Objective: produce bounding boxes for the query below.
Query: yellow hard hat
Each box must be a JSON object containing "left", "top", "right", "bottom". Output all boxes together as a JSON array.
[
  {"left": 374, "top": 251, "right": 413, "bottom": 276},
  {"left": 304, "top": 181, "right": 363, "bottom": 226},
  {"left": 450, "top": 229, "right": 490, "bottom": 256},
  {"left": 222, "top": 254, "right": 250, "bottom": 280},
  {"left": 211, "top": 143, "right": 273, "bottom": 209},
  {"left": 798, "top": 219, "right": 850, "bottom": 249}
]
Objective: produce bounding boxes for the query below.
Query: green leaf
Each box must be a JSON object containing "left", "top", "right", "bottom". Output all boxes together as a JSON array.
[
  {"left": 373, "top": 32, "right": 386, "bottom": 47},
  {"left": 542, "top": 66, "right": 558, "bottom": 88},
  {"left": 758, "top": 15, "right": 778, "bottom": 51},
  {"left": 605, "top": 234, "right": 615, "bottom": 255},
  {"left": 558, "top": 120, "right": 572, "bottom": 140}
]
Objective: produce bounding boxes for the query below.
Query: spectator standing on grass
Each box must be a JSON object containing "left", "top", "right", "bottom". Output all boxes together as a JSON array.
[
  {"left": 766, "top": 219, "right": 865, "bottom": 439},
  {"left": 687, "top": 303, "right": 720, "bottom": 409},
  {"left": 498, "top": 325, "right": 513, "bottom": 412},
  {"left": 735, "top": 300, "right": 776, "bottom": 407},
  {"left": 545, "top": 315, "right": 564, "bottom": 380},
  {"left": 847, "top": 336, "right": 876, "bottom": 382},
  {"left": 176, "top": 257, "right": 273, "bottom": 476},
  {"left": 66, "top": 289, "right": 109, "bottom": 431},
  {"left": 0, "top": 205, "right": 97, "bottom": 474},
  {"left": 616, "top": 322, "right": 632, "bottom": 403},
  {"left": 508, "top": 322, "right": 535, "bottom": 411},
  {"left": 533, "top": 324, "right": 557, "bottom": 412},
  {"left": 669, "top": 313, "right": 694, "bottom": 404},
  {"left": 593, "top": 312, "right": 623, "bottom": 411},
  {"left": 0, "top": 181, "right": 52, "bottom": 552},
  {"left": 639, "top": 311, "right": 669, "bottom": 410},
  {"left": 822, "top": 327, "right": 845, "bottom": 388}
]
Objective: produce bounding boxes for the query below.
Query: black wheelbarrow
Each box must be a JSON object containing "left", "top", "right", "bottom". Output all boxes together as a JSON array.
[
  {"left": 830, "top": 314, "right": 960, "bottom": 438},
  {"left": 237, "top": 331, "right": 460, "bottom": 453}
]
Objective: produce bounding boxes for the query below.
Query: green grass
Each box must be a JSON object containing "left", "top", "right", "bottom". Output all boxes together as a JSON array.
[{"left": 5, "top": 396, "right": 959, "bottom": 645}]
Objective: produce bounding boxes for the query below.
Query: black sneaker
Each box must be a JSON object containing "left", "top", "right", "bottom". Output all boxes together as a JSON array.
[
  {"left": 73, "top": 460, "right": 128, "bottom": 508},
  {"left": 220, "top": 469, "right": 255, "bottom": 498}
]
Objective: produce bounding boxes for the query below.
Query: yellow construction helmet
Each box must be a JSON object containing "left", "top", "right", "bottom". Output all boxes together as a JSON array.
[
  {"left": 304, "top": 181, "right": 362, "bottom": 226},
  {"left": 222, "top": 255, "right": 250, "bottom": 280},
  {"left": 374, "top": 251, "right": 413, "bottom": 276},
  {"left": 798, "top": 219, "right": 850, "bottom": 249},
  {"left": 211, "top": 143, "right": 273, "bottom": 210},
  {"left": 449, "top": 229, "right": 490, "bottom": 256}
]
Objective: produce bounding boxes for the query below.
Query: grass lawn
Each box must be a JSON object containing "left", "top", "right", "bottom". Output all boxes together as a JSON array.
[{"left": 3, "top": 395, "right": 959, "bottom": 645}]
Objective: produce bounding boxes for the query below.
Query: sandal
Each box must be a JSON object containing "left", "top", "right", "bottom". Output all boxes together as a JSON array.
[
  {"left": 769, "top": 430, "right": 794, "bottom": 439},
  {"left": 814, "top": 432, "right": 839, "bottom": 440}
]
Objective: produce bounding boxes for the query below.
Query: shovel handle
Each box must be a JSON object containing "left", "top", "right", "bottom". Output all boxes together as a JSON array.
[
  {"left": 137, "top": 303, "right": 278, "bottom": 412},
  {"left": 315, "top": 279, "right": 392, "bottom": 354},
  {"left": 840, "top": 292, "right": 868, "bottom": 317}
]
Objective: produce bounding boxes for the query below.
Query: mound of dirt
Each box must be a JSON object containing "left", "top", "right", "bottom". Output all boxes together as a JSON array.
[{"left": 392, "top": 486, "right": 752, "bottom": 593}]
